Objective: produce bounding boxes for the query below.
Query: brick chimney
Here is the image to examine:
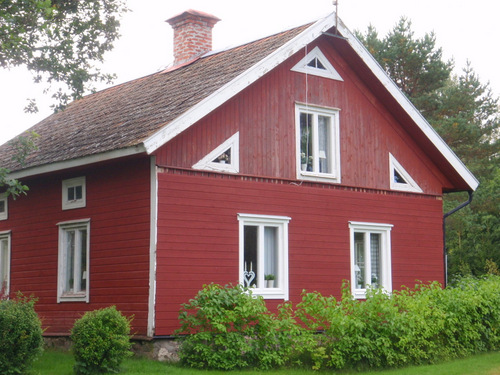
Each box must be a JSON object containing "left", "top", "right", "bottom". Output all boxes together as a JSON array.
[{"left": 166, "top": 9, "right": 221, "bottom": 66}]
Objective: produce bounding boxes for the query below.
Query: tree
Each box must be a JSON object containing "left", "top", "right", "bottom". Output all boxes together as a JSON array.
[
  {"left": 357, "top": 18, "right": 500, "bottom": 278},
  {"left": 0, "top": 0, "right": 127, "bottom": 111}
]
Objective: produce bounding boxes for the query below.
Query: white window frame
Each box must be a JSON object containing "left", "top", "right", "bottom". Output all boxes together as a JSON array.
[
  {"left": 62, "top": 176, "right": 86, "bottom": 210},
  {"left": 0, "top": 194, "right": 7, "bottom": 220},
  {"left": 193, "top": 132, "right": 239, "bottom": 174},
  {"left": 349, "top": 222, "right": 393, "bottom": 299},
  {"left": 0, "top": 231, "right": 11, "bottom": 297},
  {"left": 57, "top": 219, "right": 90, "bottom": 303},
  {"left": 389, "top": 153, "right": 423, "bottom": 193},
  {"left": 238, "top": 214, "right": 290, "bottom": 300},
  {"left": 296, "top": 103, "right": 341, "bottom": 183},
  {"left": 291, "top": 46, "right": 344, "bottom": 81}
]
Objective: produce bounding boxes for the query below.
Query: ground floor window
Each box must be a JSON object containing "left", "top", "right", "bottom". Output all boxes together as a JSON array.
[
  {"left": 349, "top": 222, "right": 393, "bottom": 299},
  {"left": 0, "top": 232, "right": 11, "bottom": 296},
  {"left": 57, "top": 219, "right": 90, "bottom": 302},
  {"left": 238, "top": 214, "right": 290, "bottom": 299}
]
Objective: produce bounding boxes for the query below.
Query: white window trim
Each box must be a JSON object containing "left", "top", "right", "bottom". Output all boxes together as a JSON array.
[
  {"left": 291, "top": 46, "right": 343, "bottom": 81},
  {"left": 349, "top": 221, "right": 393, "bottom": 299},
  {"left": 238, "top": 213, "right": 290, "bottom": 300},
  {"left": 295, "top": 103, "right": 341, "bottom": 183},
  {"left": 389, "top": 153, "right": 423, "bottom": 193},
  {"left": 62, "top": 176, "right": 86, "bottom": 210},
  {"left": 0, "top": 194, "right": 7, "bottom": 221},
  {"left": 0, "top": 231, "right": 11, "bottom": 297},
  {"left": 193, "top": 132, "right": 239, "bottom": 174},
  {"left": 57, "top": 219, "right": 90, "bottom": 303}
]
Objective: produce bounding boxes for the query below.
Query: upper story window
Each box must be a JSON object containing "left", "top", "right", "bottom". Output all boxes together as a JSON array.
[
  {"left": 193, "top": 132, "right": 239, "bottom": 174},
  {"left": 349, "top": 222, "right": 393, "bottom": 299},
  {"left": 238, "top": 214, "right": 290, "bottom": 300},
  {"left": 57, "top": 219, "right": 90, "bottom": 302},
  {"left": 62, "top": 177, "right": 86, "bottom": 210},
  {"left": 389, "top": 153, "right": 423, "bottom": 193},
  {"left": 0, "top": 231, "right": 11, "bottom": 297},
  {"left": 0, "top": 194, "right": 7, "bottom": 220},
  {"left": 296, "top": 104, "right": 341, "bottom": 183}
]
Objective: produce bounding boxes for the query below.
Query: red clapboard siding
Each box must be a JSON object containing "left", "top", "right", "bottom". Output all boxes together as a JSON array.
[
  {"left": 154, "top": 170, "right": 444, "bottom": 335},
  {"left": 154, "top": 37, "right": 452, "bottom": 195},
  {"left": 0, "top": 157, "right": 151, "bottom": 336}
]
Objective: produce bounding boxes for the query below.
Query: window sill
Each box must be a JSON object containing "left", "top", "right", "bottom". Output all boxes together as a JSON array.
[
  {"left": 298, "top": 171, "right": 340, "bottom": 184},
  {"left": 58, "top": 293, "right": 88, "bottom": 303},
  {"left": 247, "top": 287, "right": 288, "bottom": 300}
]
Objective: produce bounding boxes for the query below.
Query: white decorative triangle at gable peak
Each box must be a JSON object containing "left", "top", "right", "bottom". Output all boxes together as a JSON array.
[
  {"left": 193, "top": 132, "right": 239, "bottom": 173},
  {"left": 389, "top": 153, "right": 423, "bottom": 193},
  {"left": 291, "top": 46, "right": 343, "bottom": 81}
]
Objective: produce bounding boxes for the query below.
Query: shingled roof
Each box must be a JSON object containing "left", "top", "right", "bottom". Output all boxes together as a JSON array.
[{"left": 0, "top": 23, "right": 310, "bottom": 174}]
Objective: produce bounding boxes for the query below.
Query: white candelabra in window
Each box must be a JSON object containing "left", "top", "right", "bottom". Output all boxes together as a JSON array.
[{"left": 243, "top": 261, "right": 255, "bottom": 287}]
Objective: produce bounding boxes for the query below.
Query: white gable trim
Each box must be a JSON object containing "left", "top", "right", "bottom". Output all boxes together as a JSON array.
[
  {"left": 142, "top": 15, "right": 336, "bottom": 153},
  {"left": 389, "top": 153, "right": 423, "bottom": 193},
  {"left": 291, "top": 46, "right": 343, "bottom": 81},
  {"left": 333, "top": 18, "right": 478, "bottom": 191},
  {"left": 193, "top": 132, "right": 239, "bottom": 173}
]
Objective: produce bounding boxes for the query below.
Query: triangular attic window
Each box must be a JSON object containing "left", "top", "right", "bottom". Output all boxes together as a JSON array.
[
  {"left": 291, "top": 46, "right": 343, "bottom": 81},
  {"left": 389, "top": 153, "right": 422, "bottom": 193},
  {"left": 193, "top": 132, "right": 239, "bottom": 173}
]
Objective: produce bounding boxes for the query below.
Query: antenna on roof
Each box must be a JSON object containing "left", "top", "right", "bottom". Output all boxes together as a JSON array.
[{"left": 333, "top": 0, "right": 339, "bottom": 35}]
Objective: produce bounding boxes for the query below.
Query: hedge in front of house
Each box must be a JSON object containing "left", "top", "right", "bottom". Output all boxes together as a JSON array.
[
  {"left": 0, "top": 294, "right": 44, "bottom": 375},
  {"left": 177, "top": 275, "right": 500, "bottom": 371}
]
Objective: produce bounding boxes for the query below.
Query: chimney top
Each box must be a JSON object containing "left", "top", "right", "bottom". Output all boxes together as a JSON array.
[{"left": 166, "top": 9, "right": 221, "bottom": 67}]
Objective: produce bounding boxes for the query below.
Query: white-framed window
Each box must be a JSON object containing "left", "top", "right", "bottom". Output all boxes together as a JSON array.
[
  {"left": 389, "top": 153, "right": 423, "bottom": 193},
  {"left": 296, "top": 103, "right": 341, "bottom": 183},
  {"left": 238, "top": 214, "right": 290, "bottom": 300},
  {"left": 62, "top": 177, "right": 86, "bottom": 210},
  {"left": 291, "top": 46, "right": 343, "bottom": 81},
  {"left": 193, "top": 132, "right": 239, "bottom": 174},
  {"left": 349, "top": 222, "right": 393, "bottom": 299},
  {"left": 57, "top": 219, "right": 90, "bottom": 302},
  {"left": 0, "top": 231, "right": 11, "bottom": 297},
  {"left": 0, "top": 194, "right": 7, "bottom": 220}
]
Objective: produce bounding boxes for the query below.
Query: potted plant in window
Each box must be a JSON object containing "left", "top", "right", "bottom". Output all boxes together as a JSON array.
[
  {"left": 264, "top": 274, "right": 275, "bottom": 288},
  {"left": 301, "top": 153, "right": 307, "bottom": 171}
]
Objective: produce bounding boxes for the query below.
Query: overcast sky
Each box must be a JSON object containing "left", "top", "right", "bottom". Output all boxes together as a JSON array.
[{"left": 1, "top": 0, "right": 499, "bottom": 145}]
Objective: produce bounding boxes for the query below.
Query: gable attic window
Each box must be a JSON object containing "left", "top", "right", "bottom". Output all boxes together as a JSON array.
[
  {"left": 389, "top": 153, "right": 423, "bottom": 193},
  {"left": 57, "top": 219, "right": 90, "bottom": 303},
  {"left": 193, "top": 132, "right": 239, "bottom": 173},
  {"left": 0, "top": 194, "right": 7, "bottom": 220},
  {"left": 291, "top": 46, "right": 343, "bottom": 81},
  {"left": 62, "top": 177, "right": 86, "bottom": 210},
  {"left": 296, "top": 104, "right": 341, "bottom": 183},
  {"left": 238, "top": 214, "right": 290, "bottom": 300}
]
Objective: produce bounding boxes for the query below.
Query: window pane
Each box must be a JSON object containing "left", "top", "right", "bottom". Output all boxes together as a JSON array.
[
  {"left": 370, "top": 234, "right": 381, "bottom": 287},
  {"left": 300, "top": 113, "right": 313, "bottom": 171},
  {"left": 0, "top": 200, "right": 5, "bottom": 213},
  {"left": 243, "top": 226, "right": 258, "bottom": 288},
  {"left": 264, "top": 227, "right": 278, "bottom": 288},
  {"left": 75, "top": 186, "right": 83, "bottom": 200},
  {"left": 65, "top": 231, "right": 75, "bottom": 293},
  {"left": 79, "top": 229, "right": 87, "bottom": 292},
  {"left": 0, "top": 239, "right": 7, "bottom": 292},
  {"left": 318, "top": 115, "right": 331, "bottom": 173},
  {"left": 67, "top": 187, "right": 75, "bottom": 201},
  {"left": 354, "top": 232, "right": 365, "bottom": 289}
]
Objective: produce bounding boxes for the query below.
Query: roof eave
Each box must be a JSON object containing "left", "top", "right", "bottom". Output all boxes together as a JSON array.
[{"left": 8, "top": 144, "right": 147, "bottom": 180}]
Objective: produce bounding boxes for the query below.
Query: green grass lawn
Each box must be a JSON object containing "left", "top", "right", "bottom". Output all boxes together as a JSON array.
[{"left": 30, "top": 350, "right": 500, "bottom": 375}]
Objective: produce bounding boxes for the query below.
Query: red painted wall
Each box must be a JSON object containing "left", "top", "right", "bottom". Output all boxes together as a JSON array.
[
  {"left": 154, "top": 36, "right": 452, "bottom": 195},
  {"left": 0, "top": 157, "right": 151, "bottom": 336},
  {"left": 155, "top": 170, "right": 444, "bottom": 335}
]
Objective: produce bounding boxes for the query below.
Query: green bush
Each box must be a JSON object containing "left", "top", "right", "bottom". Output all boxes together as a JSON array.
[
  {"left": 0, "top": 294, "right": 44, "bottom": 375},
  {"left": 177, "top": 283, "right": 300, "bottom": 370},
  {"left": 71, "top": 306, "right": 133, "bottom": 375},
  {"left": 177, "top": 276, "right": 500, "bottom": 371}
]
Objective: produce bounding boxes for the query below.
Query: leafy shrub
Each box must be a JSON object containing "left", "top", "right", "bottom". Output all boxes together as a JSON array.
[
  {"left": 0, "top": 294, "right": 44, "bottom": 375},
  {"left": 177, "top": 276, "right": 500, "bottom": 371},
  {"left": 71, "top": 306, "right": 133, "bottom": 375},
  {"left": 177, "top": 283, "right": 300, "bottom": 370}
]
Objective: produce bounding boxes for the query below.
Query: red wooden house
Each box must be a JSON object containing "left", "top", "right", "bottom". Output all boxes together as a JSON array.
[{"left": 0, "top": 10, "right": 478, "bottom": 339}]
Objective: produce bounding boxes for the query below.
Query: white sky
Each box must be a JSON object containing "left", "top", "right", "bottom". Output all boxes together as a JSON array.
[{"left": 1, "top": 0, "right": 499, "bottom": 145}]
